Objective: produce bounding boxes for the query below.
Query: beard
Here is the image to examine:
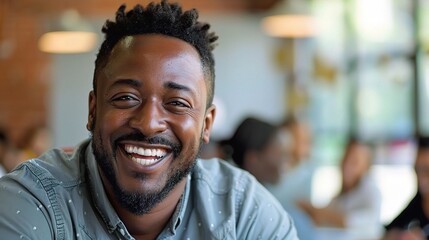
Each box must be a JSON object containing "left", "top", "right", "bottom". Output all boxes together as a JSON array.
[{"left": 91, "top": 131, "right": 202, "bottom": 215}]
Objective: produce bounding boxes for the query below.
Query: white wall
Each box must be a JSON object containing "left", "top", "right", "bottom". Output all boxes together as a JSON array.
[
  {"left": 205, "top": 14, "right": 286, "bottom": 140},
  {"left": 51, "top": 51, "right": 96, "bottom": 148},
  {"left": 50, "top": 14, "right": 287, "bottom": 147}
]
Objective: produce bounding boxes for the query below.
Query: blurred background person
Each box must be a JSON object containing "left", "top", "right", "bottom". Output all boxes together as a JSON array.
[
  {"left": 223, "top": 117, "right": 288, "bottom": 184},
  {"left": 0, "top": 129, "right": 9, "bottom": 175},
  {"left": 199, "top": 139, "right": 227, "bottom": 160},
  {"left": 221, "top": 116, "right": 316, "bottom": 240},
  {"left": 266, "top": 116, "right": 315, "bottom": 206},
  {"left": 383, "top": 137, "right": 429, "bottom": 240},
  {"left": 0, "top": 128, "right": 20, "bottom": 174},
  {"left": 285, "top": 116, "right": 313, "bottom": 169},
  {"left": 298, "top": 138, "right": 382, "bottom": 239},
  {"left": 16, "top": 125, "right": 52, "bottom": 164}
]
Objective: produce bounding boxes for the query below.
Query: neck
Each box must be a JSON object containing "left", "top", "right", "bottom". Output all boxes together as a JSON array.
[{"left": 102, "top": 175, "right": 187, "bottom": 239}]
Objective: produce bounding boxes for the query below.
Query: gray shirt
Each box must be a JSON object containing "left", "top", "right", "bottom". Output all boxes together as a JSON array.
[{"left": 0, "top": 140, "right": 298, "bottom": 239}]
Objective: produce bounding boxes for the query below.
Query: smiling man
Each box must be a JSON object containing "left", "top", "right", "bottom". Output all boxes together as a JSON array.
[{"left": 0, "top": 1, "right": 297, "bottom": 239}]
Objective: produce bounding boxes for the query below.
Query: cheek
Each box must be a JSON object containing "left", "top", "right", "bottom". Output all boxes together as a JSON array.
[
  {"left": 95, "top": 110, "right": 127, "bottom": 136},
  {"left": 171, "top": 116, "right": 203, "bottom": 140}
]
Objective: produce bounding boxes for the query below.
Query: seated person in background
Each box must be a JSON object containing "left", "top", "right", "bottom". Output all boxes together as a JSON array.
[
  {"left": 0, "top": 1, "right": 298, "bottom": 239},
  {"left": 298, "top": 138, "right": 382, "bottom": 237},
  {"left": 17, "top": 125, "right": 52, "bottom": 161},
  {"left": 0, "top": 129, "right": 9, "bottom": 175},
  {"left": 222, "top": 116, "right": 316, "bottom": 240},
  {"left": 198, "top": 139, "right": 227, "bottom": 160},
  {"left": 285, "top": 116, "right": 312, "bottom": 170},
  {"left": 266, "top": 116, "right": 315, "bottom": 204},
  {"left": 0, "top": 129, "right": 20, "bottom": 173},
  {"left": 224, "top": 117, "right": 288, "bottom": 184},
  {"left": 1, "top": 125, "right": 53, "bottom": 173},
  {"left": 383, "top": 137, "right": 429, "bottom": 240}
]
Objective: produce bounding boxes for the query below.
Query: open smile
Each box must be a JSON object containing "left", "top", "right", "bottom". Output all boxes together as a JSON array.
[{"left": 124, "top": 144, "right": 168, "bottom": 167}]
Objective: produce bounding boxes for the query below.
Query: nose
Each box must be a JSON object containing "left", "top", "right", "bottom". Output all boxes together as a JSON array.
[{"left": 129, "top": 99, "right": 167, "bottom": 136}]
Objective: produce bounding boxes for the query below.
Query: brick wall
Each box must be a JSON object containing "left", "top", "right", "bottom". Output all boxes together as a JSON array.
[{"left": 0, "top": 2, "right": 51, "bottom": 143}]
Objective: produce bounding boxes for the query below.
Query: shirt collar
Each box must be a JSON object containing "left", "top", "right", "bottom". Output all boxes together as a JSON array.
[
  {"left": 85, "top": 142, "right": 122, "bottom": 233},
  {"left": 168, "top": 174, "right": 191, "bottom": 235}
]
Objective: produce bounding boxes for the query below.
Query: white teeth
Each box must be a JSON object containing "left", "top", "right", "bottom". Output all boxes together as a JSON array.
[
  {"left": 124, "top": 144, "right": 168, "bottom": 166},
  {"left": 124, "top": 144, "right": 166, "bottom": 158},
  {"left": 125, "top": 145, "right": 132, "bottom": 153},
  {"left": 137, "top": 148, "right": 145, "bottom": 156},
  {"left": 131, "top": 157, "right": 158, "bottom": 166}
]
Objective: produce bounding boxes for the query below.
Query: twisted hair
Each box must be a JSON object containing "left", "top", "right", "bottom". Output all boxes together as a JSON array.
[{"left": 93, "top": 0, "right": 218, "bottom": 107}]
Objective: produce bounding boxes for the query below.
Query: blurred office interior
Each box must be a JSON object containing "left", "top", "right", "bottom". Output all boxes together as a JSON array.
[{"left": 0, "top": 0, "right": 428, "bottom": 237}]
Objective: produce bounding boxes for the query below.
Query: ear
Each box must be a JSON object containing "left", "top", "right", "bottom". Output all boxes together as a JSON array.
[
  {"left": 202, "top": 104, "right": 216, "bottom": 144},
  {"left": 87, "top": 91, "right": 96, "bottom": 132}
]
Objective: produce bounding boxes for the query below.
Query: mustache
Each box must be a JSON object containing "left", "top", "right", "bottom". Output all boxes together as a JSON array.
[{"left": 114, "top": 132, "right": 181, "bottom": 157}]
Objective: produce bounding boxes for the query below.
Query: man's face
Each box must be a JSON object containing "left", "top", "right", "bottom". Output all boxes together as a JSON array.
[
  {"left": 257, "top": 132, "right": 288, "bottom": 184},
  {"left": 290, "top": 122, "right": 311, "bottom": 165},
  {"left": 87, "top": 34, "right": 215, "bottom": 215}
]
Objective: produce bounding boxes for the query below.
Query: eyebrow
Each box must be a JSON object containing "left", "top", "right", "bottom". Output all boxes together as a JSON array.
[
  {"left": 111, "top": 79, "right": 141, "bottom": 88},
  {"left": 164, "top": 81, "right": 192, "bottom": 92},
  {"left": 109, "top": 79, "right": 195, "bottom": 95}
]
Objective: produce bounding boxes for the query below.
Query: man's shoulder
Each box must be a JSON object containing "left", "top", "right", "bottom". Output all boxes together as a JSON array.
[
  {"left": 191, "top": 157, "right": 286, "bottom": 209},
  {"left": 1, "top": 140, "right": 89, "bottom": 187},
  {"left": 192, "top": 158, "right": 282, "bottom": 201},
  {"left": 193, "top": 158, "right": 246, "bottom": 178},
  {"left": 192, "top": 158, "right": 253, "bottom": 192},
  {"left": 190, "top": 159, "right": 298, "bottom": 239},
  {"left": 0, "top": 140, "right": 92, "bottom": 239}
]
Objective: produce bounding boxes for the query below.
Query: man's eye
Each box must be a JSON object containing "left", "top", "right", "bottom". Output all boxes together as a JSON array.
[
  {"left": 114, "top": 96, "right": 136, "bottom": 101},
  {"left": 165, "top": 100, "right": 191, "bottom": 113},
  {"left": 111, "top": 95, "right": 140, "bottom": 108},
  {"left": 170, "top": 101, "right": 189, "bottom": 108}
]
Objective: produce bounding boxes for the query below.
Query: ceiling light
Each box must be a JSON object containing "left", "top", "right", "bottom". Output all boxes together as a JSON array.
[
  {"left": 262, "top": 15, "right": 315, "bottom": 38},
  {"left": 38, "top": 10, "right": 97, "bottom": 54},
  {"left": 261, "top": 0, "right": 316, "bottom": 38}
]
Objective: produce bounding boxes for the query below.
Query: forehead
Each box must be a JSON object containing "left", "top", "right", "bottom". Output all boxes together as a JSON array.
[
  {"left": 116, "top": 34, "right": 199, "bottom": 55},
  {"left": 105, "top": 34, "right": 202, "bottom": 76},
  {"left": 96, "top": 34, "right": 207, "bottom": 97}
]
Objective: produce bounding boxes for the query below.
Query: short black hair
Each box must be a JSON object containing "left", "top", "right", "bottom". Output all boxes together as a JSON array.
[
  {"left": 93, "top": 0, "right": 218, "bottom": 107},
  {"left": 226, "top": 117, "right": 278, "bottom": 167},
  {"left": 418, "top": 136, "right": 429, "bottom": 149}
]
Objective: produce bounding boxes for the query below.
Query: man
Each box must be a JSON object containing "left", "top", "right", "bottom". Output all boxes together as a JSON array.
[
  {"left": 0, "top": 1, "right": 297, "bottom": 239},
  {"left": 383, "top": 137, "right": 429, "bottom": 240}
]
